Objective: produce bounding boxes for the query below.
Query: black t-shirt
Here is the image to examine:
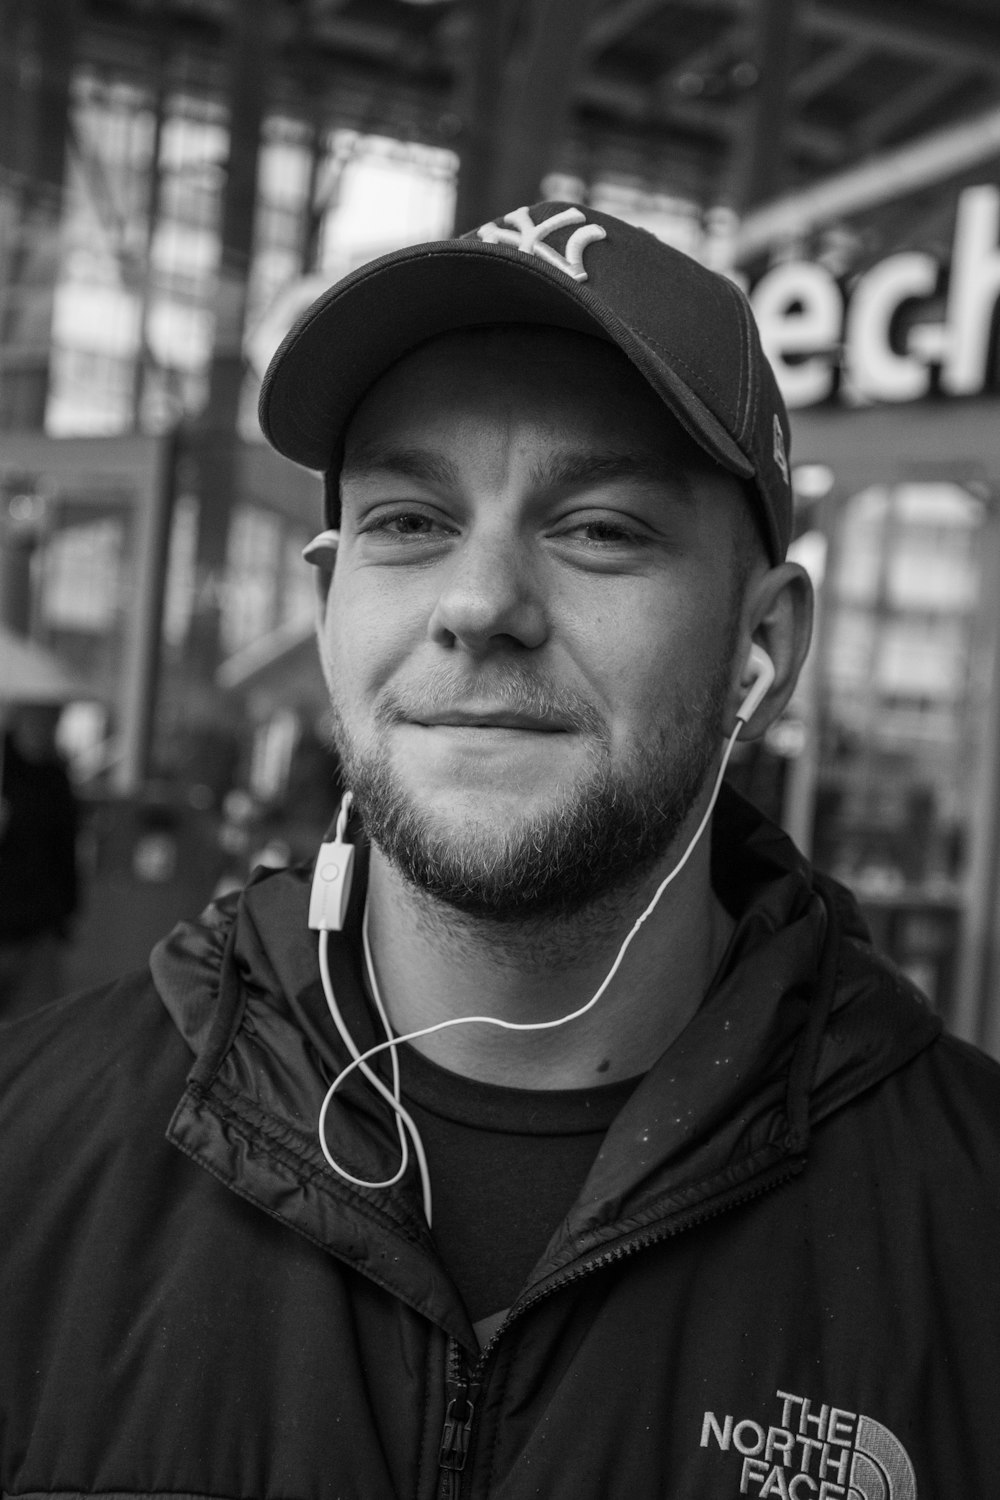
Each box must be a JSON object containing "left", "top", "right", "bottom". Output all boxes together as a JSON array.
[{"left": 400, "top": 1043, "right": 642, "bottom": 1345}]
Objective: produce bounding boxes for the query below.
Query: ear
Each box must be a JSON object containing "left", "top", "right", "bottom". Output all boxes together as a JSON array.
[
  {"left": 305, "top": 528, "right": 338, "bottom": 613},
  {"left": 314, "top": 561, "right": 333, "bottom": 612},
  {"left": 302, "top": 528, "right": 340, "bottom": 567},
  {"left": 307, "top": 533, "right": 338, "bottom": 700},
  {"left": 732, "top": 561, "right": 814, "bottom": 740}
]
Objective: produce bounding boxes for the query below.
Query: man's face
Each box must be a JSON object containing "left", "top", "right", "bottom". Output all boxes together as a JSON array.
[{"left": 319, "top": 326, "right": 755, "bottom": 920}]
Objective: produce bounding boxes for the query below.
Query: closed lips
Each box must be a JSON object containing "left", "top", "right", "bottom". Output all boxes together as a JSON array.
[{"left": 413, "top": 711, "right": 569, "bottom": 730}]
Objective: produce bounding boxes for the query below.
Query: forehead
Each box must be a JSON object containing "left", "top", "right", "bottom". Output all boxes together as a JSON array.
[{"left": 341, "top": 325, "right": 726, "bottom": 478}]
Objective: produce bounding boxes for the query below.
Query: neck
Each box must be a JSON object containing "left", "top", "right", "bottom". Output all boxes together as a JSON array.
[{"left": 363, "top": 820, "right": 734, "bottom": 1090}]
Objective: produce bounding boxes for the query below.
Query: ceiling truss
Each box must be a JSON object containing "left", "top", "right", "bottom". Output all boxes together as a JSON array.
[{"left": 63, "top": 0, "right": 1000, "bottom": 258}]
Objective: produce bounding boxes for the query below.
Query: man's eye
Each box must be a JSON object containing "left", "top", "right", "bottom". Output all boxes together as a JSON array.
[
  {"left": 562, "top": 518, "right": 642, "bottom": 544},
  {"left": 363, "top": 511, "right": 449, "bottom": 538},
  {"left": 582, "top": 521, "right": 632, "bottom": 541},
  {"left": 386, "top": 514, "right": 434, "bottom": 534}
]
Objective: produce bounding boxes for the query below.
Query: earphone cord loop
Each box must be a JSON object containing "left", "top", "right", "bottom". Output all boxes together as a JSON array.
[{"left": 317, "top": 915, "right": 434, "bottom": 1222}]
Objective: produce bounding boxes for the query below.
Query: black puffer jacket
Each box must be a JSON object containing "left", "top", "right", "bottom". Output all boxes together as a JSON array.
[{"left": 2, "top": 792, "right": 999, "bottom": 1499}]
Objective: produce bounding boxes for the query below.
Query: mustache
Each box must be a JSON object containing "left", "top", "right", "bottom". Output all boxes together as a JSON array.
[{"left": 373, "top": 666, "right": 606, "bottom": 735}]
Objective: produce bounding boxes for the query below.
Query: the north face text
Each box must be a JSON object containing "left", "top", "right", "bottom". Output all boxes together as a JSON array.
[{"left": 700, "top": 1388, "right": 917, "bottom": 1499}]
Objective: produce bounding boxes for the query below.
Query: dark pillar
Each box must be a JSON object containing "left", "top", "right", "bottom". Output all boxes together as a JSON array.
[
  {"left": 158, "top": 0, "right": 273, "bottom": 802},
  {"left": 452, "top": 0, "right": 517, "bottom": 233},
  {"left": 452, "top": 0, "right": 602, "bottom": 233},
  {"left": 181, "top": 0, "right": 271, "bottom": 706},
  {"left": 132, "top": 17, "right": 172, "bottom": 430},
  {"left": 0, "top": 483, "right": 46, "bottom": 634},
  {"left": 729, "top": 0, "right": 800, "bottom": 215},
  {"left": 0, "top": 0, "right": 80, "bottom": 429}
]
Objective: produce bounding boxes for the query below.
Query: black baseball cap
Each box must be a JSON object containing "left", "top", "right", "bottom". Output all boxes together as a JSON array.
[{"left": 259, "top": 201, "right": 792, "bottom": 562}]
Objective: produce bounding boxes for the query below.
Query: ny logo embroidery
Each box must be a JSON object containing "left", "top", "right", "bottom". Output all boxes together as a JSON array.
[{"left": 476, "top": 206, "right": 607, "bottom": 282}]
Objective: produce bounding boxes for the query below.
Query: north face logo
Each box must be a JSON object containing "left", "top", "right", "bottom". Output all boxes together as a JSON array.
[
  {"left": 701, "top": 1388, "right": 916, "bottom": 1498},
  {"left": 476, "top": 206, "right": 607, "bottom": 282}
]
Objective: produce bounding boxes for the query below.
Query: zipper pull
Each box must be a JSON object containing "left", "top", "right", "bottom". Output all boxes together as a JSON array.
[{"left": 439, "top": 1388, "right": 476, "bottom": 1470}]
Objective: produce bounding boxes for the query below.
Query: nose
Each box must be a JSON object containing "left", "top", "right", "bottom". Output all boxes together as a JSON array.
[{"left": 426, "top": 526, "right": 547, "bottom": 655}]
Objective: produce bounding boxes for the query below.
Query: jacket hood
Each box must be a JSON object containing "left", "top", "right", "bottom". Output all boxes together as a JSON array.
[{"left": 150, "top": 788, "right": 940, "bottom": 1342}]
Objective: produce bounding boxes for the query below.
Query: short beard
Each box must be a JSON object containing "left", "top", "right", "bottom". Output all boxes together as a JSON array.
[{"left": 327, "top": 645, "right": 736, "bottom": 924}]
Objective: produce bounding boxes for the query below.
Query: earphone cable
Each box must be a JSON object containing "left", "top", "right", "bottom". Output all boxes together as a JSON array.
[{"left": 317, "top": 921, "right": 433, "bottom": 1221}]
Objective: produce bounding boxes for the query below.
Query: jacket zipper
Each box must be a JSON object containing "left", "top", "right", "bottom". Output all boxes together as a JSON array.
[
  {"left": 437, "top": 1335, "right": 480, "bottom": 1500},
  {"left": 434, "top": 1153, "right": 803, "bottom": 1499}
]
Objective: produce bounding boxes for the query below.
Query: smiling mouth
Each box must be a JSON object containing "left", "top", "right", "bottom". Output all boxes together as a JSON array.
[{"left": 411, "top": 710, "right": 570, "bottom": 733}]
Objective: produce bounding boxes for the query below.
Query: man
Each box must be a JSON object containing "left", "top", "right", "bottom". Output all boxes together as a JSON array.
[{"left": 2, "top": 202, "right": 999, "bottom": 1498}]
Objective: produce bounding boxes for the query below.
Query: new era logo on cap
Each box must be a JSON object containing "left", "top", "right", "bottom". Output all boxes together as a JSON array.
[{"left": 773, "top": 415, "right": 789, "bottom": 484}]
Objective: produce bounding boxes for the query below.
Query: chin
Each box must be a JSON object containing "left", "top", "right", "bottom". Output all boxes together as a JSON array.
[{"left": 406, "top": 778, "right": 554, "bottom": 830}]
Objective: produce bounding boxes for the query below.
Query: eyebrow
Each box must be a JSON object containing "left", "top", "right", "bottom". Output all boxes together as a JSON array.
[
  {"left": 526, "top": 450, "right": 696, "bottom": 505},
  {"left": 340, "top": 444, "right": 462, "bottom": 491},
  {"left": 341, "top": 442, "right": 696, "bottom": 505}
]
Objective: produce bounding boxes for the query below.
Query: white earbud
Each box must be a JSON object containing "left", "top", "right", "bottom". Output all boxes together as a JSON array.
[
  {"left": 302, "top": 529, "right": 340, "bottom": 567},
  {"left": 737, "top": 644, "right": 775, "bottom": 725},
  {"left": 309, "top": 793, "right": 355, "bottom": 931}
]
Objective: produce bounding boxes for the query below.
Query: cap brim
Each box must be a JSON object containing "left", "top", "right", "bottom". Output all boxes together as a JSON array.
[{"left": 258, "top": 240, "right": 754, "bottom": 487}]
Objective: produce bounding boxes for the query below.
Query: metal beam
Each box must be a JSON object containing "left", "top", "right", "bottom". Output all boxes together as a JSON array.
[
  {"left": 655, "top": 36, "right": 738, "bottom": 102},
  {"left": 575, "top": 65, "right": 844, "bottom": 167},
  {"left": 853, "top": 68, "right": 962, "bottom": 153},
  {"left": 809, "top": 0, "right": 1000, "bottom": 76},
  {"left": 790, "top": 38, "right": 869, "bottom": 104},
  {"left": 584, "top": 0, "right": 672, "bottom": 55},
  {"left": 733, "top": 102, "right": 1000, "bottom": 261}
]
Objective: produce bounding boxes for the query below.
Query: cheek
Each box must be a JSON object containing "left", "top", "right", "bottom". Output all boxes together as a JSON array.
[
  {"left": 587, "top": 596, "right": 733, "bottom": 747},
  {"left": 323, "top": 574, "right": 421, "bottom": 707}
]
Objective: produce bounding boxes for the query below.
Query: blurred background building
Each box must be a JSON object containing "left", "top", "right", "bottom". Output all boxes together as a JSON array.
[{"left": 3, "top": 0, "right": 1000, "bottom": 1047}]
